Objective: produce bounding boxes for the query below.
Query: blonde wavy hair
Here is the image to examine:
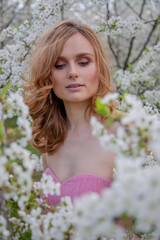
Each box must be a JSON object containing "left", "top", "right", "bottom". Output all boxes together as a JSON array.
[{"left": 23, "top": 20, "right": 113, "bottom": 155}]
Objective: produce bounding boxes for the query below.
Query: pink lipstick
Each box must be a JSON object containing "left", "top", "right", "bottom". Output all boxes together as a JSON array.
[{"left": 66, "top": 83, "right": 85, "bottom": 90}]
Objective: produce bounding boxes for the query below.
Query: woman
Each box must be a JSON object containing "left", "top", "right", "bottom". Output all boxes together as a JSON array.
[{"left": 24, "top": 20, "right": 117, "bottom": 206}]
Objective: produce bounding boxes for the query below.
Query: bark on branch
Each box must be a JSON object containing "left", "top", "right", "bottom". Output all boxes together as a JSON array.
[
  {"left": 131, "top": 19, "right": 159, "bottom": 65},
  {"left": 106, "top": 1, "right": 121, "bottom": 68},
  {"left": 123, "top": 37, "right": 135, "bottom": 70}
]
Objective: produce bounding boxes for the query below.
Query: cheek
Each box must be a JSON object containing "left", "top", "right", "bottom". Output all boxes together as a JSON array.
[
  {"left": 88, "top": 65, "right": 99, "bottom": 87},
  {"left": 50, "top": 72, "right": 63, "bottom": 98},
  {"left": 51, "top": 71, "right": 65, "bottom": 90},
  {"left": 51, "top": 71, "right": 60, "bottom": 85}
]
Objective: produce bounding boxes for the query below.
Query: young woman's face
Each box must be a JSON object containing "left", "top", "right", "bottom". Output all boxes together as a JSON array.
[{"left": 51, "top": 33, "right": 99, "bottom": 105}]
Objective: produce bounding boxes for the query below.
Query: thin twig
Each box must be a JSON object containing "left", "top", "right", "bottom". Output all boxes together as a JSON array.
[
  {"left": 106, "top": 1, "right": 121, "bottom": 68},
  {"left": 113, "top": 1, "right": 120, "bottom": 60},
  {"left": 113, "top": 0, "right": 118, "bottom": 16},
  {"left": 124, "top": 1, "right": 146, "bottom": 21},
  {"left": 123, "top": 0, "right": 147, "bottom": 69},
  {"left": 131, "top": 19, "right": 159, "bottom": 65},
  {"left": 154, "top": 36, "right": 159, "bottom": 45},
  {"left": 108, "top": 36, "right": 121, "bottom": 68},
  {"left": 123, "top": 37, "right": 135, "bottom": 70},
  {"left": 144, "top": 19, "right": 159, "bottom": 24},
  {"left": 139, "top": 0, "right": 146, "bottom": 19},
  {"left": 60, "top": 1, "right": 64, "bottom": 21},
  {"left": 1, "top": 0, "right": 31, "bottom": 31}
]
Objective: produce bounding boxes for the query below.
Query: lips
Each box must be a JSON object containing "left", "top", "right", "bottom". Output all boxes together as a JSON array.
[{"left": 66, "top": 83, "right": 84, "bottom": 88}]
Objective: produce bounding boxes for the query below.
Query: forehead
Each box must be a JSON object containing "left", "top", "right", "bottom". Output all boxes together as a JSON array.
[{"left": 60, "top": 33, "right": 95, "bottom": 57}]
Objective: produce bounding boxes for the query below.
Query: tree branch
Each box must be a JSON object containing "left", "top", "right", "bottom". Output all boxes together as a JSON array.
[
  {"left": 154, "top": 36, "right": 159, "bottom": 45},
  {"left": 144, "top": 19, "right": 159, "bottom": 24},
  {"left": 123, "top": 37, "right": 135, "bottom": 70},
  {"left": 131, "top": 19, "right": 159, "bottom": 65},
  {"left": 60, "top": 0, "right": 64, "bottom": 21},
  {"left": 106, "top": 1, "right": 121, "bottom": 68},
  {"left": 1, "top": 0, "right": 31, "bottom": 31},
  {"left": 139, "top": 0, "right": 146, "bottom": 19},
  {"left": 108, "top": 36, "right": 122, "bottom": 68},
  {"left": 124, "top": 1, "right": 146, "bottom": 21},
  {"left": 123, "top": 0, "right": 147, "bottom": 69}
]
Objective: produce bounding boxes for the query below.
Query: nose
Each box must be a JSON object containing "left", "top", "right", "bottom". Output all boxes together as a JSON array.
[{"left": 68, "top": 63, "right": 79, "bottom": 79}]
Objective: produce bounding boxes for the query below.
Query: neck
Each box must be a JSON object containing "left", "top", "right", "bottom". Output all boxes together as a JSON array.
[{"left": 63, "top": 101, "right": 91, "bottom": 133}]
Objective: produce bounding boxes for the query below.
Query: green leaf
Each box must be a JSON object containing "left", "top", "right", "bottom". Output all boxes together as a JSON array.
[
  {"left": 39, "top": 6, "right": 45, "bottom": 10},
  {"left": 99, "top": 23, "right": 106, "bottom": 32},
  {"left": 19, "top": 232, "right": 32, "bottom": 240},
  {"left": 157, "top": 16, "right": 160, "bottom": 20},
  {"left": 138, "top": 95, "right": 145, "bottom": 100},
  {"left": 144, "top": 47, "right": 149, "bottom": 52},
  {"left": 14, "top": 25, "right": 19, "bottom": 30},
  {"left": 105, "top": 117, "right": 115, "bottom": 127},
  {"left": 119, "top": 91, "right": 128, "bottom": 100},
  {"left": 0, "top": 147, "right": 2, "bottom": 156},
  {"left": 0, "top": 66, "right": 3, "bottom": 75},
  {"left": 128, "top": 64, "right": 134, "bottom": 72},
  {"left": 0, "top": 83, "right": 10, "bottom": 98},
  {"left": 110, "top": 20, "right": 118, "bottom": 29},
  {"left": 95, "top": 98, "right": 110, "bottom": 117}
]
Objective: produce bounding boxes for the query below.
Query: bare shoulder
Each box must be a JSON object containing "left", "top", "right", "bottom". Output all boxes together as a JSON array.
[{"left": 42, "top": 153, "right": 48, "bottom": 171}]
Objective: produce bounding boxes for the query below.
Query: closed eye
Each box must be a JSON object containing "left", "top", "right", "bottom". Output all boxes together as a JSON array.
[
  {"left": 79, "top": 61, "right": 90, "bottom": 66},
  {"left": 54, "top": 64, "right": 66, "bottom": 69}
]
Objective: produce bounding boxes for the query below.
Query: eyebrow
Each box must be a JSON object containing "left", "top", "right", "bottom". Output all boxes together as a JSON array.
[{"left": 57, "top": 52, "right": 94, "bottom": 60}]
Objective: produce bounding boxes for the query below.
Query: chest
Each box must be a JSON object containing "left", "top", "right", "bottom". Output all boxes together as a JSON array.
[{"left": 46, "top": 134, "right": 115, "bottom": 181}]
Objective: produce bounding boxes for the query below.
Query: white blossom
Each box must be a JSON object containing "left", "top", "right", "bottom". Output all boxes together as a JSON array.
[
  {"left": 33, "top": 173, "right": 61, "bottom": 196},
  {"left": 31, "top": 154, "right": 43, "bottom": 172},
  {"left": 90, "top": 116, "right": 106, "bottom": 137},
  {"left": 0, "top": 215, "right": 10, "bottom": 238},
  {"left": 114, "top": 43, "right": 160, "bottom": 96},
  {"left": 100, "top": 16, "right": 142, "bottom": 39},
  {"left": 101, "top": 92, "right": 119, "bottom": 105}
]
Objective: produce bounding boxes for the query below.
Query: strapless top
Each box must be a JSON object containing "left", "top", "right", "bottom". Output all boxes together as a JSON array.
[{"left": 43, "top": 168, "right": 112, "bottom": 206}]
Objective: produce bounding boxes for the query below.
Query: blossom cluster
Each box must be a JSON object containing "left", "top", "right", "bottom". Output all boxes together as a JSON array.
[
  {"left": 0, "top": 0, "right": 63, "bottom": 88},
  {"left": 0, "top": 88, "right": 74, "bottom": 240},
  {"left": 33, "top": 172, "right": 60, "bottom": 196},
  {"left": 73, "top": 161, "right": 160, "bottom": 240},
  {"left": 144, "top": 90, "right": 160, "bottom": 110},
  {"left": 75, "top": 93, "right": 160, "bottom": 240},
  {"left": 17, "top": 196, "right": 73, "bottom": 240},
  {"left": 31, "top": 154, "right": 43, "bottom": 172},
  {"left": 92, "top": 93, "right": 160, "bottom": 162},
  {"left": 114, "top": 42, "right": 160, "bottom": 107},
  {"left": 0, "top": 215, "right": 10, "bottom": 239},
  {"left": 99, "top": 16, "right": 142, "bottom": 39}
]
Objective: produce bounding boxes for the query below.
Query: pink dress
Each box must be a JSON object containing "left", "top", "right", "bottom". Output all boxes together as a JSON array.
[
  {"left": 43, "top": 168, "right": 112, "bottom": 206},
  {"left": 42, "top": 169, "right": 139, "bottom": 239}
]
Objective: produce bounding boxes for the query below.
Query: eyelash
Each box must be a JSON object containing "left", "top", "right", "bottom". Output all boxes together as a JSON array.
[
  {"left": 55, "top": 64, "right": 65, "bottom": 69},
  {"left": 79, "top": 61, "right": 90, "bottom": 66},
  {"left": 54, "top": 61, "right": 90, "bottom": 69}
]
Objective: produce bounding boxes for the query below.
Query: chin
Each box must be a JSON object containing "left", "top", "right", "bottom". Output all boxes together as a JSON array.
[{"left": 63, "top": 97, "right": 91, "bottom": 104}]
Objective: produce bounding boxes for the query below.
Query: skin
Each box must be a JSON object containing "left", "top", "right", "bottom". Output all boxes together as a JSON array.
[
  {"left": 43, "top": 33, "right": 115, "bottom": 183},
  {"left": 51, "top": 33, "right": 99, "bottom": 106}
]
